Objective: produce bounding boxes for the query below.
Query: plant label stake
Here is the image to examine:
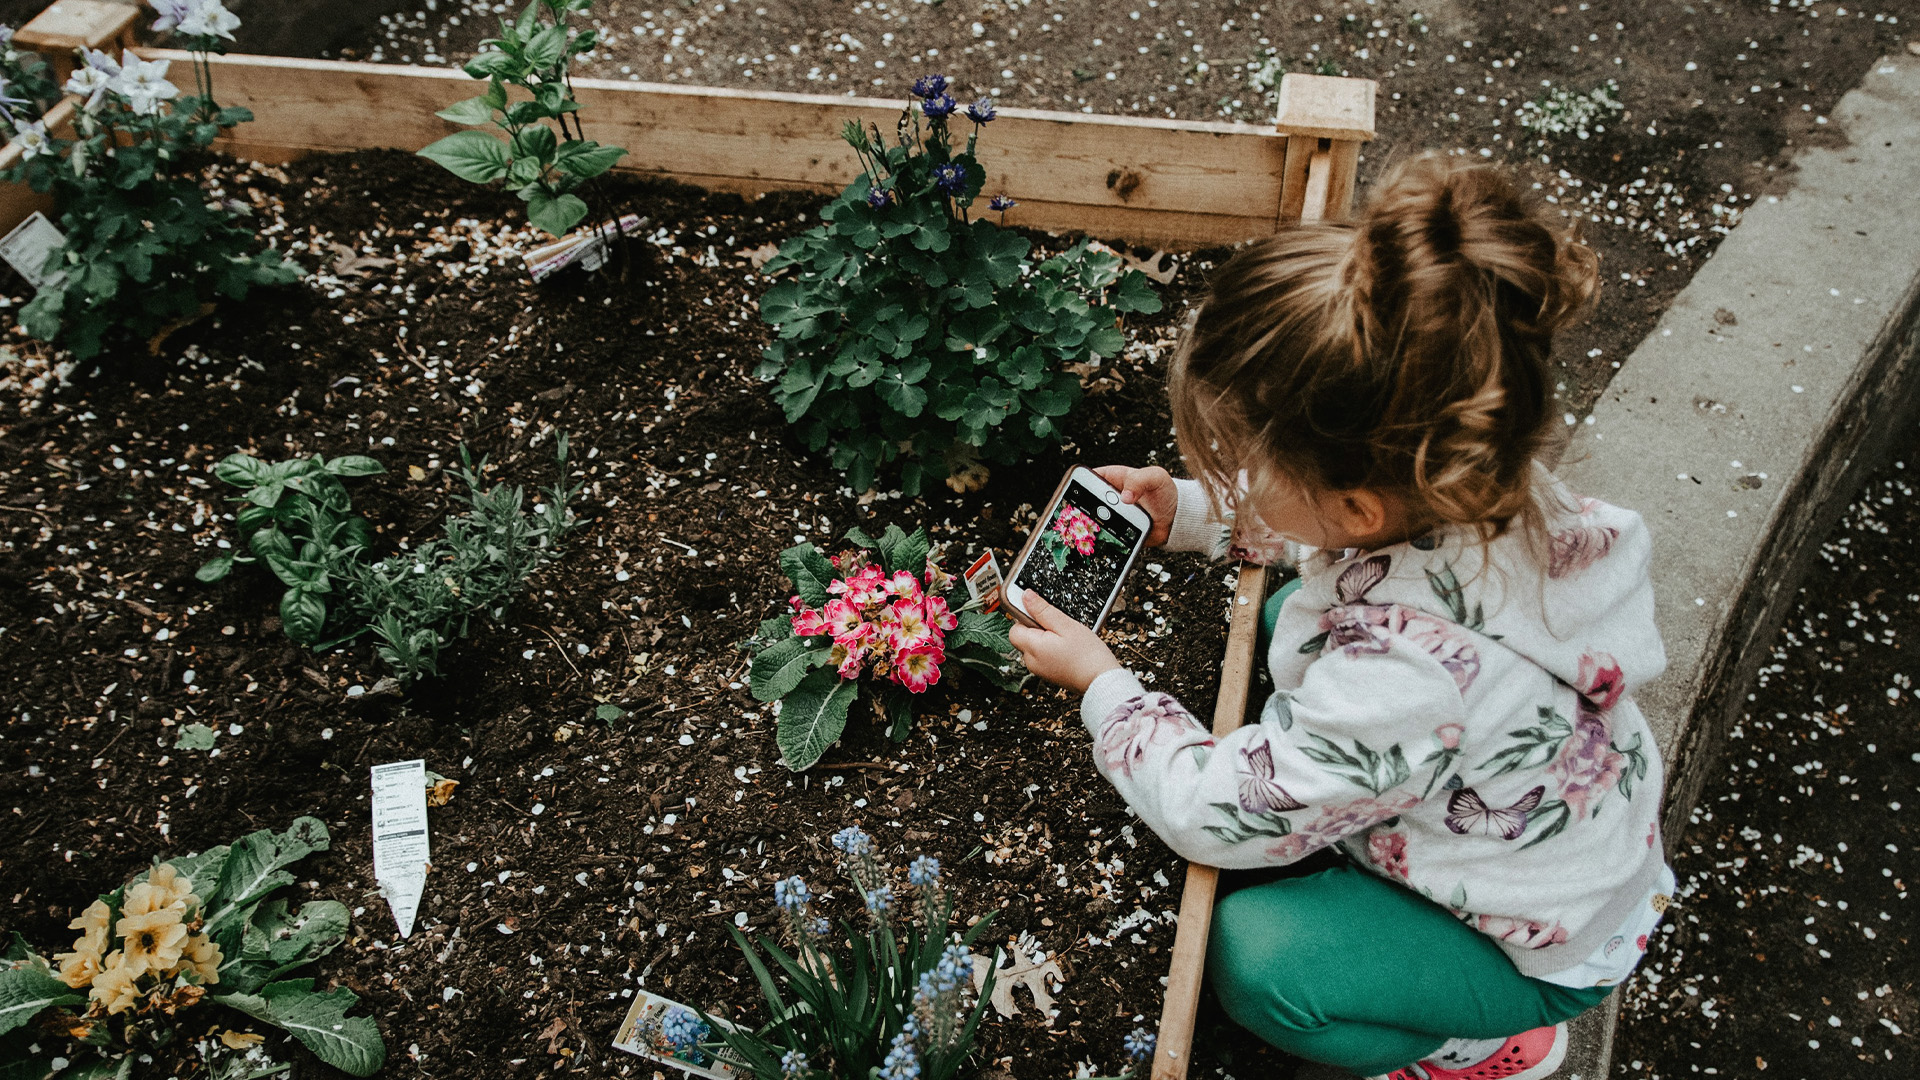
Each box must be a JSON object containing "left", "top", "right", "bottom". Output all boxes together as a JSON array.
[
  {"left": 370, "top": 758, "right": 430, "bottom": 939},
  {"left": 523, "top": 213, "right": 648, "bottom": 283},
  {"left": 1150, "top": 72, "right": 1374, "bottom": 1080},
  {"left": 0, "top": 210, "right": 65, "bottom": 291}
]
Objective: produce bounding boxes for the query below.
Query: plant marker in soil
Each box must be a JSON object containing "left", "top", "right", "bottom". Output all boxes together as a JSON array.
[{"left": 370, "top": 758, "right": 430, "bottom": 938}]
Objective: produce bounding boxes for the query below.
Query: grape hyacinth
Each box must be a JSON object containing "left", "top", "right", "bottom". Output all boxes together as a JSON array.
[
  {"left": 965, "top": 97, "right": 996, "bottom": 124},
  {"left": 931, "top": 162, "right": 966, "bottom": 197},
  {"left": 907, "top": 855, "right": 941, "bottom": 888},
  {"left": 910, "top": 73, "right": 948, "bottom": 99},
  {"left": 920, "top": 93, "right": 957, "bottom": 120},
  {"left": 659, "top": 1007, "right": 710, "bottom": 1054},
  {"left": 863, "top": 885, "right": 894, "bottom": 914},
  {"left": 780, "top": 1048, "right": 810, "bottom": 1078},
  {"left": 773, "top": 876, "right": 812, "bottom": 912},
  {"left": 1124, "top": 1027, "right": 1157, "bottom": 1064},
  {"left": 831, "top": 826, "right": 873, "bottom": 856},
  {"left": 879, "top": 1022, "right": 922, "bottom": 1080}
]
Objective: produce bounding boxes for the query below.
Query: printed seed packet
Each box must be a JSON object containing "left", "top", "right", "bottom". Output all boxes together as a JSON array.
[
  {"left": 964, "top": 550, "right": 1004, "bottom": 612},
  {"left": 611, "top": 990, "right": 741, "bottom": 1078}
]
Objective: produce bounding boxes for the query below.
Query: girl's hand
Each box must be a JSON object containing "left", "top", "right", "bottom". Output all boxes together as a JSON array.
[
  {"left": 1093, "top": 465, "right": 1178, "bottom": 547},
  {"left": 1007, "top": 589, "right": 1122, "bottom": 693}
]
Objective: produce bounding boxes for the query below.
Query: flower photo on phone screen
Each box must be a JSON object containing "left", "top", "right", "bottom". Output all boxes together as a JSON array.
[{"left": 1020, "top": 486, "right": 1141, "bottom": 627}]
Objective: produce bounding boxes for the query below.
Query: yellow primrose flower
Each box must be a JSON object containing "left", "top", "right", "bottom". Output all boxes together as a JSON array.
[
  {"left": 145, "top": 863, "right": 199, "bottom": 911},
  {"left": 53, "top": 943, "right": 105, "bottom": 990},
  {"left": 67, "top": 899, "right": 111, "bottom": 954},
  {"left": 117, "top": 907, "right": 189, "bottom": 977},
  {"left": 182, "top": 934, "right": 222, "bottom": 984},
  {"left": 90, "top": 955, "right": 143, "bottom": 1015}
]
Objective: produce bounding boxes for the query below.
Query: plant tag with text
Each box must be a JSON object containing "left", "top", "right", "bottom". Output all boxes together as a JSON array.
[
  {"left": 612, "top": 990, "right": 742, "bottom": 1078},
  {"left": 965, "top": 550, "right": 1004, "bottom": 612},
  {"left": 0, "top": 211, "right": 66, "bottom": 291},
  {"left": 370, "top": 759, "right": 430, "bottom": 939}
]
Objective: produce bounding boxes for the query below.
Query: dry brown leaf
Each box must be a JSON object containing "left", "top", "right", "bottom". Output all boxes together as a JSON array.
[
  {"left": 220, "top": 1031, "right": 265, "bottom": 1050},
  {"left": 969, "top": 949, "right": 1066, "bottom": 1022},
  {"left": 427, "top": 777, "right": 459, "bottom": 807},
  {"left": 737, "top": 242, "right": 782, "bottom": 268},
  {"left": 946, "top": 462, "right": 991, "bottom": 493},
  {"left": 408, "top": 465, "right": 428, "bottom": 481},
  {"left": 1120, "top": 247, "right": 1181, "bottom": 285},
  {"left": 330, "top": 242, "right": 395, "bottom": 278}
]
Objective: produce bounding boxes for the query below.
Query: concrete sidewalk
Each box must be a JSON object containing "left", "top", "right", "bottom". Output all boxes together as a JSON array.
[{"left": 1556, "top": 49, "right": 1920, "bottom": 1080}]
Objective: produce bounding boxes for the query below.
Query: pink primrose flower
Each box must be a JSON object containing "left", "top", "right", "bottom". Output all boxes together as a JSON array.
[
  {"left": 791, "top": 606, "right": 831, "bottom": 638},
  {"left": 891, "top": 643, "right": 945, "bottom": 693},
  {"left": 888, "top": 571, "right": 923, "bottom": 600},
  {"left": 830, "top": 637, "right": 870, "bottom": 680},
  {"left": 889, "top": 598, "right": 934, "bottom": 650},
  {"left": 824, "top": 598, "right": 865, "bottom": 641},
  {"left": 922, "top": 594, "right": 957, "bottom": 632}
]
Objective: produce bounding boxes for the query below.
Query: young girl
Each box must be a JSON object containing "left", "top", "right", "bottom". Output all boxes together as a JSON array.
[{"left": 1009, "top": 154, "right": 1672, "bottom": 1080}]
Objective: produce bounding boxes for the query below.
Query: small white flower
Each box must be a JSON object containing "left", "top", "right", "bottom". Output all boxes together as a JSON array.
[
  {"left": 113, "top": 51, "right": 178, "bottom": 105},
  {"left": 11, "top": 119, "right": 50, "bottom": 158},
  {"left": 65, "top": 66, "right": 113, "bottom": 113},
  {"left": 177, "top": 0, "right": 240, "bottom": 41}
]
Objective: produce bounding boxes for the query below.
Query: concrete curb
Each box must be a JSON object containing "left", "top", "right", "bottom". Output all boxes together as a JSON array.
[{"left": 1559, "top": 51, "right": 1920, "bottom": 1079}]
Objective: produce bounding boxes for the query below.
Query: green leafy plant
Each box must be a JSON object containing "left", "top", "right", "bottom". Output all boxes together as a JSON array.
[
  {"left": 756, "top": 74, "right": 1161, "bottom": 495},
  {"left": 2, "top": 8, "right": 301, "bottom": 360},
  {"left": 194, "top": 451, "right": 385, "bottom": 645},
  {"left": 701, "top": 828, "right": 997, "bottom": 1079},
  {"left": 418, "top": 0, "right": 626, "bottom": 237},
  {"left": 0, "top": 818, "right": 385, "bottom": 1078},
  {"left": 0, "top": 25, "right": 63, "bottom": 125},
  {"left": 748, "top": 523, "right": 1020, "bottom": 771},
  {"left": 196, "top": 436, "right": 582, "bottom": 683}
]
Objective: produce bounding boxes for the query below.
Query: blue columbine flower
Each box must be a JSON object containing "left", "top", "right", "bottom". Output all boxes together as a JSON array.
[
  {"left": 773, "top": 876, "right": 811, "bottom": 912},
  {"left": 1124, "top": 1027, "right": 1156, "bottom": 1063},
  {"left": 966, "top": 97, "right": 996, "bottom": 123},
  {"left": 907, "top": 855, "right": 941, "bottom": 887},
  {"left": 911, "top": 73, "right": 948, "bottom": 99},
  {"left": 988, "top": 195, "right": 1016, "bottom": 212},
  {"left": 831, "top": 826, "right": 873, "bottom": 856},
  {"left": 931, "top": 163, "right": 967, "bottom": 196},
  {"left": 780, "top": 1049, "right": 810, "bottom": 1078},
  {"left": 659, "top": 1007, "right": 710, "bottom": 1053},
  {"left": 921, "top": 93, "right": 957, "bottom": 119},
  {"left": 864, "top": 885, "right": 894, "bottom": 914},
  {"left": 866, "top": 185, "right": 891, "bottom": 209}
]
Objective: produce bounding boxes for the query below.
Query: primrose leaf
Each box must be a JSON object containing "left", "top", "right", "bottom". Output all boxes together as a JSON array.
[
  {"left": 416, "top": 131, "right": 511, "bottom": 184},
  {"left": 203, "top": 818, "right": 332, "bottom": 944},
  {"left": 216, "top": 980, "right": 385, "bottom": 1077},
  {"left": 0, "top": 965, "right": 85, "bottom": 1037},
  {"left": 779, "top": 544, "right": 836, "bottom": 606},
  {"left": 749, "top": 634, "right": 831, "bottom": 702},
  {"left": 775, "top": 668, "right": 858, "bottom": 771}
]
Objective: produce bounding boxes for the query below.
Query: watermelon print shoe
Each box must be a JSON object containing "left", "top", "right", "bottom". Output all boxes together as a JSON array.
[{"left": 1371, "top": 1023, "right": 1568, "bottom": 1080}]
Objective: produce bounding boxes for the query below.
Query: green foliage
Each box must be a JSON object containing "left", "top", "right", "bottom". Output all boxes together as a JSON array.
[
  {"left": 708, "top": 835, "right": 996, "bottom": 1079},
  {"left": 2, "top": 42, "right": 301, "bottom": 360},
  {"left": 195, "top": 452, "right": 385, "bottom": 645},
  {"left": 0, "top": 36, "right": 64, "bottom": 124},
  {"left": 746, "top": 524, "right": 1020, "bottom": 771},
  {"left": 755, "top": 90, "right": 1160, "bottom": 495},
  {"left": 0, "top": 819, "right": 384, "bottom": 1077},
  {"left": 418, "top": 0, "right": 627, "bottom": 237},
  {"left": 197, "top": 437, "right": 582, "bottom": 683}
]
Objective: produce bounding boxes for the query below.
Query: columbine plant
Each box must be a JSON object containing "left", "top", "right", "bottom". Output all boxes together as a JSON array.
[
  {"left": 748, "top": 523, "right": 1018, "bottom": 771},
  {"left": 756, "top": 73, "right": 1161, "bottom": 494},
  {"left": 705, "top": 828, "right": 997, "bottom": 1080},
  {"left": 0, "top": 25, "right": 61, "bottom": 128},
  {"left": 0, "top": 818, "right": 385, "bottom": 1077},
  {"left": 2, "top": 1, "right": 300, "bottom": 361},
  {"left": 419, "top": 0, "right": 627, "bottom": 238}
]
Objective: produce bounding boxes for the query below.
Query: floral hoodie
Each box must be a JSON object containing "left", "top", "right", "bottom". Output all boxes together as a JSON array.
[{"left": 1080, "top": 477, "right": 1671, "bottom": 978}]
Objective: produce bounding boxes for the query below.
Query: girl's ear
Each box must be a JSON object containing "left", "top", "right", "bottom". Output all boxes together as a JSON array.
[{"left": 1332, "top": 489, "right": 1391, "bottom": 541}]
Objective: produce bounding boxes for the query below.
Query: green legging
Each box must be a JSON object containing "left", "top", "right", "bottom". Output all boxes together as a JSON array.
[{"left": 1217, "top": 578, "right": 1610, "bottom": 1075}]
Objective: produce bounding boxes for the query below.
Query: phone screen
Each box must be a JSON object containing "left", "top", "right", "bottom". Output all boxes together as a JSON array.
[{"left": 1018, "top": 481, "right": 1144, "bottom": 628}]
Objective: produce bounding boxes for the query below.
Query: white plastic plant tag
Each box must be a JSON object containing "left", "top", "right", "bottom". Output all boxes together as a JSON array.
[
  {"left": 370, "top": 758, "right": 430, "bottom": 939},
  {"left": 964, "top": 550, "right": 1004, "bottom": 612},
  {"left": 612, "top": 990, "right": 742, "bottom": 1078},
  {"left": 0, "top": 211, "right": 66, "bottom": 291},
  {"left": 523, "top": 213, "right": 648, "bottom": 283}
]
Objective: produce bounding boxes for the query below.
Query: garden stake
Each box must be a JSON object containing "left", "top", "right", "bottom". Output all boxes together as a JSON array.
[{"left": 1150, "top": 73, "right": 1374, "bottom": 1080}]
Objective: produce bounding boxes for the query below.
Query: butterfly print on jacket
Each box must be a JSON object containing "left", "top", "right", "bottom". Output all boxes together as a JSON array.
[
  {"left": 1444, "top": 785, "right": 1546, "bottom": 841},
  {"left": 1237, "top": 741, "right": 1308, "bottom": 814}
]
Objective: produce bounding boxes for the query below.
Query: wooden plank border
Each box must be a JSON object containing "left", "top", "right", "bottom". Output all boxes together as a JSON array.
[{"left": 2, "top": 42, "right": 1373, "bottom": 249}]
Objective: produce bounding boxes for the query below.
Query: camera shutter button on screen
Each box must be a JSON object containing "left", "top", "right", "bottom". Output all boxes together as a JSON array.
[{"left": 1103, "top": 490, "right": 1119, "bottom": 504}]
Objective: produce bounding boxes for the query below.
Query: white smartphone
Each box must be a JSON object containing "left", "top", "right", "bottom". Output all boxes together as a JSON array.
[{"left": 1004, "top": 466, "right": 1153, "bottom": 633}]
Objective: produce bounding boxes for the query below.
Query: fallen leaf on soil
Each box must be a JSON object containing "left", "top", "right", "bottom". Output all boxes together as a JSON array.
[
  {"left": 540, "top": 1018, "right": 567, "bottom": 1055},
  {"left": 1120, "top": 247, "right": 1180, "bottom": 285},
  {"left": 736, "top": 242, "right": 782, "bottom": 267},
  {"left": 409, "top": 465, "right": 428, "bottom": 481},
  {"left": 220, "top": 1031, "right": 265, "bottom": 1050},
  {"left": 970, "top": 949, "right": 1066, "bottom": 1022},
  {"left": 330, "top": 242, "right": 395, "bottom": 278},
  {"left": 946, "top": 462, "right": 990, "bottom": 493},
  {"left": 426, "top": 774, "right": 460, "bottom": 807}
]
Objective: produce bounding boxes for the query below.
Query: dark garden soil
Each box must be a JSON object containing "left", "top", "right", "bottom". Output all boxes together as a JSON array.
[
  {"left": 0, "top": 149, "right": 1285, "bottom": 1080},
  {"left": 1611, "top": 428, "right": 1919, "bottom": 1078}
]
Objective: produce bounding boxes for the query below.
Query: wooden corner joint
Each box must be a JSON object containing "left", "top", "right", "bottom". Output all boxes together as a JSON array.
[
  {"left": 1272, "top": 72, "right": 1378, "bottom": 143},
  {"left": 14, "top": 0, "right": 142, "bottom": 54}
]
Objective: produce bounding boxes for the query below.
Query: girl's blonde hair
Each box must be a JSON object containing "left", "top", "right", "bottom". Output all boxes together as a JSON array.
[{"left": 1170, "top": 153, "right": 1598, "bottom": 546}]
